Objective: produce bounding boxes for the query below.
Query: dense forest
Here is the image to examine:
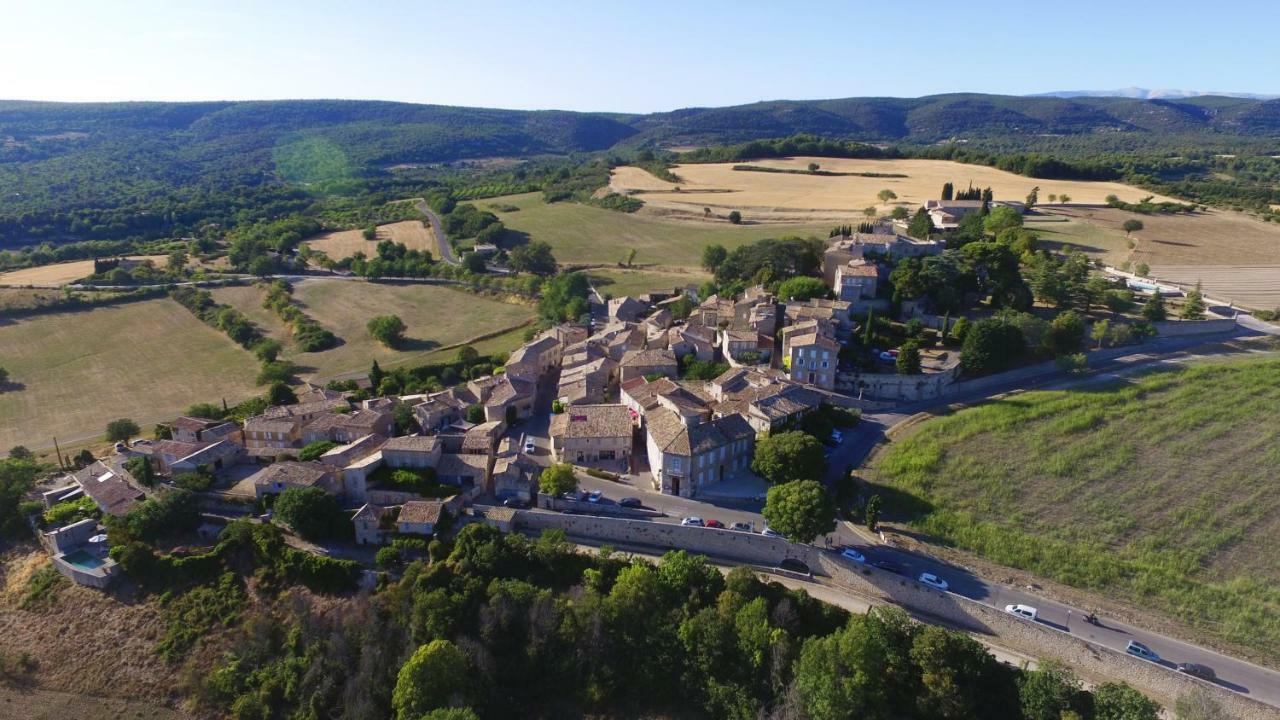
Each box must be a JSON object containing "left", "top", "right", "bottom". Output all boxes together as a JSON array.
[
  {"left": 3, "top": 93, "right": 1280, "bottom": 249},
  {"left": 177, "top": 522, "right": 1165, "bottom": 720}
]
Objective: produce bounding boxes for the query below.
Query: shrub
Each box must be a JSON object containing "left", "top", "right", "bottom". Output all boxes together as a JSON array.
[
  {"left": 375, "top": 546, "right": 402, "bottom": 569},
  {"left": 298, "top": 440, "right": 340, "bottom": 462},
  {"left": 273, "top": 487, "right": 351, "bottom": 542}
]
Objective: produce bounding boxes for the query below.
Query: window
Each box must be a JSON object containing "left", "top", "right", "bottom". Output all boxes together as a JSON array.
[
  {"left": 821, "top": 360, "right": 829, "bottom": 368},
  {"left": 671, "top": 456, "right": 682, "bottom": 471},
  {"left": 796, "top": 357, "right": 805, "bottom": 367}
]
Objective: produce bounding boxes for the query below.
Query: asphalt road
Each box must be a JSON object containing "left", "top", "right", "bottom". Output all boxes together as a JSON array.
[
  {"left": 414, "top": 199, "right": 457, "bottom": 265},
  {"left": 518, "top": 330, "right": 1280, "bottom": 707}
]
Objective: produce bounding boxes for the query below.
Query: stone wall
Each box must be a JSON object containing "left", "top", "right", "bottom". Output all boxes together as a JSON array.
[
  {"left": 840, "top": 366, "right": 961, "bottom": 402},
  {"left": 1152, "top": 317, "right": 1237, "bottom": 337},
  {"left": 513, "top": 510, "right": 809, "bottom": 565}
]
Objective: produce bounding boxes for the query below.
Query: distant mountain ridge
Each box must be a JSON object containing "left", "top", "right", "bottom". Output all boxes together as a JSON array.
[{"left": 1033, "top": 87, "right": 1280, "bottom": 101}]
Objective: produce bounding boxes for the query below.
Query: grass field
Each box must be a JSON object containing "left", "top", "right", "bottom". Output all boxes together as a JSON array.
[
  {"left": 282, "top": 280, "right": 534, "bottom": 377},
  {"left": 610, "top": 158, "right": 1178, "bottom": 224},
  {"left": 587, "top": 267, "right": 710, "bottom": 298},
  {"left": 303, "top": 220, "right": 434, "bottom": 260},
  {"left": 0, "top": 255, "right": 170, "bottom": 286},
  {"left": 872, "top": 357, "right": 1280, "bottom": 657},
  {"left": 487, "top": 192, "right": 827, "bottom": 269},
  {"left": 0, "top": 298, "right": 261, "bottom": 450}
]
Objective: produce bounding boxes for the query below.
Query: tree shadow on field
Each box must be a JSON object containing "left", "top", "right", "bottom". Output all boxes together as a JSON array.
[
  {"left": 398, "top": 337, "right": 440, "bottom": 353},
  {"left": 496, "top": 228, "right": 531, "bottom": 251}
]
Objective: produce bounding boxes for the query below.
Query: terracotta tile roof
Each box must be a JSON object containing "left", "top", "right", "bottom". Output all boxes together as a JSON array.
[
  {"left": 382, "top": 435, "right": 440, "bottom": 453},
  {"left": 72, "top": 461, "right": 143, "bottom": 517},
  {"left": 436, "top": 453, "right": 488, "bottom": 478},
  {"left": 553, "top": 404, "right": 633, "bottom": 439},
  {"left": 252, "top": 461, "right": 331, "bottom": 490},
  {"left": 398, "top": 499, "right": 447, "bottom": 525},
  {"left": 689, "top": 413, "right": 755, "bottom": 454},
  {"left": 620, "top": 348, "right": 677, "bottom": 368},
  {"left": 646, "top": 408, "right": 692, "bottom": 456},
  {"left": 170, "top": 416, "right": 216, "bottom": 433}
]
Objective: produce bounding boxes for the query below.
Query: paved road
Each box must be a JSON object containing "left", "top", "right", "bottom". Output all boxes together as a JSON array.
[
  {"left": 519, "top": 332, "right": 1280, "bottom": 707},
  {"left": 414, "top": 199, "right": 457, "bottom": 265}
]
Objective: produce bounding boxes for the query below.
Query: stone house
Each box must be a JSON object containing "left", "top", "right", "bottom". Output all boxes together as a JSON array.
[
  {"left": 619, "top": 348, "right": 679, "bottom": 382},
  {"left": 353, "top": 503, "right": 397, "bottom": 546},
  {"left": 301, "top": 408, "right": 394, "bottom": 446},
  {"left": 549, "top": 404, "right": 634, "bottom": 469},
  {"left": 380, "top": 435, "right": 442, "bottom": 469},
  {"left": 784, "top": 332, "right": 839, "bottom": 391},
  {"left": 644, "top": 409, "right": 755, "bottom": 498},
  {"left": 250, "top": 461, "right": 340, "bottom": 499}
]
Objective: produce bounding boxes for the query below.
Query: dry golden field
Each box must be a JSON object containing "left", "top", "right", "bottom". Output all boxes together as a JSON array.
[
  {"left": 1146, "top": 265, "right": 1280, "bottom": 310},
  {"left": 610, "top": 157, "right": 1179, "bottom": 224},
  {"left": 0, "top": 298, "right": 261, "bottom": 450},
  {"left": 303, "top": 220, "right": 435, "bottom": 260},
  {"left": 0, "top": 255, "right": 170, "bottom": 286}
]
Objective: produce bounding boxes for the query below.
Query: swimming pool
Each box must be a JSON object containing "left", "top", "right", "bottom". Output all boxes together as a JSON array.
[{"left": 61, "top": 549, "right": 106, "bottom": 571}]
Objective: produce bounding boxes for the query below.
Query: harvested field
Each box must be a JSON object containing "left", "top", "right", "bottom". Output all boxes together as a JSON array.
[
  {"left": 0, "top": 255, "right": 168, "bottom": 287},
  {"left": 487, "top": 192, "right": 826, "bottom": 269},
  {"left": 288, "top": 280, "right": 534, "bottom": 377},
  {"left": 872, "top": 356, "right": 1280, "bottom": 659},
  {"left": 1047, "top": 206, "right": 1280, "bottom": 267},
  {"left": 304, "top": 220, "right": 434, "bottom": 260},
  {"left": 1147, "top": 265, "right": 1280, "bottom": 310},
  {"left": 208, "top": 283, "right": 293, "bottom": 345},
  {"left": 610, "top": 158, "right": 1178, "bottom": 224},
  {"left": 0, "top": 297, "right": 261, "bottom": 450},
  {"left": 588, "top": 267, "right": 709, "bottom": 298}
]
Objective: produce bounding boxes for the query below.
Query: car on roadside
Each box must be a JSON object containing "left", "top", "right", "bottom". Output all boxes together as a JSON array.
[
  {"left": 1004, "top": 604, "right": 1038, "bottom": 621},
  {"left": 829, "top": 429, "right": 843, "bottom": 445},
  {"left": 618, "top": 497, "right": 642, "bottom": 509},
  {"left": 917, "top": 572, "right": 949, "bottom": 591},
  {"left": 1126, "top": 641, "right": 1160, "bottom": 663},
  {"left": 681, "top": 516, "right": 704, "bottom": 527},
  {"left": 760, "top": 526, "right": 782, "bottom": 538},
  {"left": 729, "top": 521, "right": 752, "bottom": 532},
  {"left": 839, "top": 547, "right": 866, "bottom": 563},
  {"left": 587, "top": 490, "right": 603, "bottom": 503},
  {"left": 1176, "top": 663, "right": 1216, "bottom": 681},
  {"left": 872, "top": 559, "right": 904, "bottom": 575},
  {"left": 704, "top": 519, "right": 725, "bottom": 529}
]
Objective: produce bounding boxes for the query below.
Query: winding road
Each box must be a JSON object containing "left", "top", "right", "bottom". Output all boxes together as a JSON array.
[{"left": 414, "top": 198, "right": 457, "bottom": 265}]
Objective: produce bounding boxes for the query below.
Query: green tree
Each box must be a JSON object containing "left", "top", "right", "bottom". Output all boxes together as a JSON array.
[
  {"left": 7, "top": 446, "right": 32, "bottom": 460},
  {"left": 877, "top": 189, "right": 898, "bottom": 203},
  {"left": 369, "top": 359, "right": 385, "bottom": 389},
  {"left": 1025, "top": 186, "right": 1039, "bottom": 210},
  {"left": 0, "top": 366, "right": 8, "bottom": 387},
  {"left": 762, "top": 480, "right": 835, "bottom": 544},
  {"left": 701, "top": 244, "right": 728, "bottom": 272},
  {"left": 124, "top": 455, "right": 156, "bottom": 487},
  {"left": 509, "top": 241, "right": 558, "bottom": 275},
  {"left": 456, "top": 344, "right": 479, "bottom": 365},
  {"left": 1122, "top": 219, "right": 1144, "bottom": 236},
  {"left": 1142, "top": 291, "right": 1167, "bottom": 321},
  {"left": 375, "top": 546, "right": 402, "bottom": 569},
  {"left": 1093, "top": 682, "right": 1160, "bottom": 720},
  {"left": 896, "top": 341, "right": 922, "bottom": 375},
  {"left": 462, "top": 252, "right": 486, "bottom": 273},
  {"left": 625, "top": 248, "right": 637, "bottom": 267},
  {"left": 362, "top": 225, "right": 377, "bottom": 240},
  {"left": 273, "top": 486, "right": 350, "bottom": 542},
  {"left": 1180, "top": 281, "right": 1206, "bottom": 319},
  {"left": 298, "top": 440, "right": 339, "bottom": 461},
  {"left": 1048, "top": 310, "right": 1085, "bottom": 354},
  {"left": 949, "top": 316, "right": 970, "bottom": 345},
  {"left": 105, "top": 418, "right": 140, "bottom": 443},
  {"left": 539, "top": 463, "right": 578, "bottom": 497},
  {"left": 983, "top": 206, "right": 1023, "bottom": 235},
  {"left": 890, "top": 206, "right": 909, "bottom": 220},
  {"left": 941, "top": 182, "right": 954, "bottom": 200},
  {"left": 1018, "top": 660, "right": 1081, "bottom": 720},
  {"left": 775, "top": 276, "right": 830, "bottom": 302},
  {"left": 265, "top": 381, "right": 297, "bottom": 406},
  {"left": 907, "top": 207, "right": 934, "bottom": 240},
  {"left": 807, "top": 162, "right": 819, "bottom": 172},
  {"left": 253, "top": 338, "right": 283, "bottom": 363},
  {"left": 1091, "top": 319, "right": 1111, "bottom": 349},
  {"left": 960, "top": 318, "right": 1026, "bottom": 375},
  {"left": 167, "top": 249, "right": 187, "bottom": 272},
  {"left": 865, "top": 494, "right": 881, "bottom": 532},
  {"left": 392, "top": 639, "right": 471, "bottom": 720},
  {"left": 465, "top": 404, "right": 485, "bottom": 423},
  {"left": 752, "top": 431, "right": 826, "bottom": 485},
  {"left": 367, "top": 314, "right": 407, "bottom": 347},
  {"left": 728, "top": 210, "right": 743, "bottom": 225},
  {"left": 0, "top": 458, "right": 40, "bottom": 539}
]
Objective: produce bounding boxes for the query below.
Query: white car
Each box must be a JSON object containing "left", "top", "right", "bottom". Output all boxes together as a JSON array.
[
  {"left": 760, "top": 526, "right": 781, "bottom": 538},
  {"left": 830, "top": 430, "right": 844, "bottom": 444},
  {"left": 1004, "top": 604, "right": 1038, "bottom": 621},
  {"left": 917, "top": 572, "right": 949, "bottom": 591},
  {"left": 523, "top": 439, "right": 537, "bottom": 454},
  {"left": 681, "top": 516, "right": 704, "bottom": 527},
  {"left": 839, "top": 547, "right": 866, "bottom": 563},
  {"left": 1126, "top": 641, "right": 1160, "bottom": 663},
  {"left": 587, "top": 490, "right": 603, "bottom": 503}
]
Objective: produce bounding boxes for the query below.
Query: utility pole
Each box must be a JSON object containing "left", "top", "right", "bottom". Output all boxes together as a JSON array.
[{"left": 52, "top": 436, "right": 65, "bottom": 471}]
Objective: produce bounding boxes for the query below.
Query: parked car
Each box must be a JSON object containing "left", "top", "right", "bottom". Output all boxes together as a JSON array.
[
  {"left": 760, "top": 526, "right": 781, "bottom": 538},
  {"left": 729, "top": 521, "right": 752, "bottom": 532},
  {"left": 618, "top": 497, "right": 642, "bottom": 509},
  {"left": 704, "top": 519, "right": 725, "bottom": 529},
  {"left": 1126, "top": 641, "right": 1160, "bottom": 663},
  {"left": 502, "top": 497, "right": 528, "bottom": 509},
  {"left": 839, "top": 547, "right": 866, "bottom": 563},
  {"left": 829, "top": 429, "right": 843, "bottom": 445},
  {"left": 587, "top": 490, "right": 603, "bottom": 503},
  {"left": 917, "top": 572, "right": 949, "bottom": 591},
  {"left": 523, "top": 439, "right": 537, "bottom": 454},
  {"left": 872, "top": 559, "right": 904, "bottom": 575},
  {"left": 681, "top": 517, "right": 704, "bottom": 527},
  {"left": 1177, "top": 663, "right": 1216, "bottom": 681},
  {"left": 1004, "top": 604, "right": 1038, "bottom": 621}
]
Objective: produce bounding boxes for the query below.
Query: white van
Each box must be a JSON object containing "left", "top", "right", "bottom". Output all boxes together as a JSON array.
[{"left": 1004, "top": 604, "right": 1038, "bottom": 621}]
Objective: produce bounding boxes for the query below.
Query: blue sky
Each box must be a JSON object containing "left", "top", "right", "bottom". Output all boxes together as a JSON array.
[{"left": 2, "top": 0, "right": 1277, "bottom": 112}]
